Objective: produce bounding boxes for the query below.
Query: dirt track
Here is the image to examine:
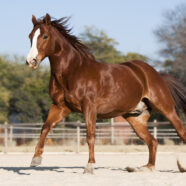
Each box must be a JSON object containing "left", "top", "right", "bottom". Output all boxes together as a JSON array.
[{"left": 0, "top": 152, "right": 186, "bottom": 186}]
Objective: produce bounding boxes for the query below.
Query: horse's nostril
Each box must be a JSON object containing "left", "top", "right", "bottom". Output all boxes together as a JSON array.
[
  {"left": 26, "top": 60, "right": 29, "bottom": 65},
  {"left": 33, "top": 58, "right": 37, "bottom": 65}
]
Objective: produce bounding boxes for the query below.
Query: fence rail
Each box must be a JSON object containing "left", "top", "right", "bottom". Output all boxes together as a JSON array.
[{"left": 0, "top": 119, "right": 185, "bottom": 154}]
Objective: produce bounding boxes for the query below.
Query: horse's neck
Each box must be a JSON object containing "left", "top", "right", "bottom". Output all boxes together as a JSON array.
[
  {"left": 51, "top": 53, "right": 82, "bottom": 73},
  {"left": 48, "top": 47, "right": 83, "bottom": 89},
  {"left": 49, "top": 29, "right": 94, "bottom": 77},
  {"left": 48, "top": 31, "right": 95, "bottom": 90}
]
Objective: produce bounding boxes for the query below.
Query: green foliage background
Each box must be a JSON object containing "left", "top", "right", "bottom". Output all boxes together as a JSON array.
[{"left": 0, "top": 56, "right": 51, "bottom": 123}]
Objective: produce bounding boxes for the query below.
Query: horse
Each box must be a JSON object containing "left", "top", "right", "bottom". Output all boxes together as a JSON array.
[{"left": 26, "top": 13, "right": 186, "bottom": 173}]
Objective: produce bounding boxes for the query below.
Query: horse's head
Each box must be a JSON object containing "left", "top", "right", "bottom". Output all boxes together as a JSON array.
[
  {"left": 26, "top": 13, "right": 53, "bottom": 69},
  {"left": 26, "top": 13, "right": 93, "bottom": 69}
]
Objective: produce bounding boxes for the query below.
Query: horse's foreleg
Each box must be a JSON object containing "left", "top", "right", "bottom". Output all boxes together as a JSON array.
[
  {"left": 125, "top": 111, "right": 158, "bottom": 172},
  {"left": 30, "top": 104, "right": 71, "bottom": 167},
  {"left": 83, "top": 102, "right": 96, "bottom": 174}
]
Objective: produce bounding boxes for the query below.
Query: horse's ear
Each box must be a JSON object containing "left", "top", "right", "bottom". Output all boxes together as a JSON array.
[
  {"left": 32, "top": 15, "right": 37, "bottom": 26},
  {"left": 43, "top": 13, "right": 51, "bottom": 25}
]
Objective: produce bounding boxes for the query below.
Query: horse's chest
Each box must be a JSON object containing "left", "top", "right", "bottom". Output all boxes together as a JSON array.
[
  {"left": 64, "top": 91, "right": 82, "bottom": 112},
  {"left": 50, "top": 89, "right": 64, "bottom": 105}
]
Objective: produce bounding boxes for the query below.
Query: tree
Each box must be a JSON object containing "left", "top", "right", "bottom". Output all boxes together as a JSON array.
[
  {"left": 0, "top": 55, "right": 51, "bottom": 123},
  {"left": 80, "top": 26, "right": 124, "bottom": 63},
  {"left": 123, "top": 52, "right": 147, "bottom": 62},
  {"left": 154, "top": 4, "right": 186, "bottom": 84},
  {"left": 80, "top": 26, "right": 148, "bottom": 64},
  {"left": 0, "top": 56, "right": 12, "bottom": 122},
  {"left": 0, "top": 86, "right": 10, "bottom": 122},
  {"left": 8, "top": 65, "right": 51, "bottom": 123}
]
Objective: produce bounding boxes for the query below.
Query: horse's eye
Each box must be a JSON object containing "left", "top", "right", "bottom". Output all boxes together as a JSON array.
[{"left": 43, "top": 35, "right": 48, "bottom": 39}]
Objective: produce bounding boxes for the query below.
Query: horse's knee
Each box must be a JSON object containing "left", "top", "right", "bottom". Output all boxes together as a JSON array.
[
  {"left": 41, "top": 123, "right": 51, "bottom": 134},
  {"left": 146, "top": 136, "right": 158, "bottom": 149},
  {"left": 87, "top": 133, "right": 95, "bottom": 144}
]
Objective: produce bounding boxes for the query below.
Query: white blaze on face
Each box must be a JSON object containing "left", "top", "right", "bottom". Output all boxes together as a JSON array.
[{"left": 26, "top": 28, "right": 40, "bottom": 63}]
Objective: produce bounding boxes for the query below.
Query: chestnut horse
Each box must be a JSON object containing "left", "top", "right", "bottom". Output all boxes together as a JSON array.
[{"left": 26, "top": 14, "right": 186, "bottom": 173}]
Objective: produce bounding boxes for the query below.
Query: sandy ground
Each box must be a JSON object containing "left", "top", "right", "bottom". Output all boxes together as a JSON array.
[
  {"left": 0, "top": 152, "right": 186, "bottom": 186},
  {"left": 1, "top": 144, "right": 186, "bottom": 153}
]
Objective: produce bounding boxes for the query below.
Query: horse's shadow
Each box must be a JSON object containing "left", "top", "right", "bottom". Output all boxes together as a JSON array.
[
  {"left": 159, "top": 170, "right": 180, "bottom": 173},
  {"left": 0, "top": 166, "right": 126, "bottom": 175},
  {"left": 0, "top": 166, "right": 180, "bottom": 175},
  {"left": 0, "top": 166, "right": 81, "bottom": 175}
]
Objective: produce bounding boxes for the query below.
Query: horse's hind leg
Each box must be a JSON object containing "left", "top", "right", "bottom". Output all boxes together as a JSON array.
[
  {"left": 165, "top": 110, "right": 186, "bottom": 172},
  {"left": 148, "top": 94, "right": 186, "bottom": 171},
  {"left": 148, "top": 92, "right": 186, "bottom": 143},
  {"left": 30, "top": 104, "right": 71, "bottom": 167},
  {"left": 164, "top": 109, "right": 186, "bottom": 142},
  {"left": 124, "top": 110, "right": 158, "bottom": 172}
]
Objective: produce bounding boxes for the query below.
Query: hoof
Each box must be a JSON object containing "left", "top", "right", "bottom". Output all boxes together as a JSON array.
[
  {"left": 83, "top": 163, "right": 94, "bottom": 174},
  {"left": 177, "top": 159, "right": 186, "bottom": 172},
  {"left": 30, "top": 156, "right": 42, "bottom": 167},
  {"left": 126, "top": 165, "right": 154, "bottom": 172}
]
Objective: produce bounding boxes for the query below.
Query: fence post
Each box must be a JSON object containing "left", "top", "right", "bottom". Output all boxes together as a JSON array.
[
  {"left": 9, "top": 125, "right": 13, "bottom": 143},
  {"left": 153, "top": 120, "right": 157, "bottom": 139},
  {"left": 4, "top": 122, "right": 8, "bottom": 154},
  {"left": 111, "top": 118, "right": 114, "bottom": 145},
  {"left": 76, "top": 121, "right": 80, "bottom": 153}
]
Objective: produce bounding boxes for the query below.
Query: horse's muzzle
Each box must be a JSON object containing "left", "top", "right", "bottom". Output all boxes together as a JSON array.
[{"left": 26, "top": 58, "right": 40, "bottom": 69}]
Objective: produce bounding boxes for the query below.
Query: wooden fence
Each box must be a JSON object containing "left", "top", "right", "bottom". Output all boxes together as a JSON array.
[{"left": 0, "top": 119, "right": 185, "bottom": 153}]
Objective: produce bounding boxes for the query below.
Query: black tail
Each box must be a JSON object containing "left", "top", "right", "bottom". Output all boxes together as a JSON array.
[{"left": 161, "top": 74, "right": 186, "bottom": 115}]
